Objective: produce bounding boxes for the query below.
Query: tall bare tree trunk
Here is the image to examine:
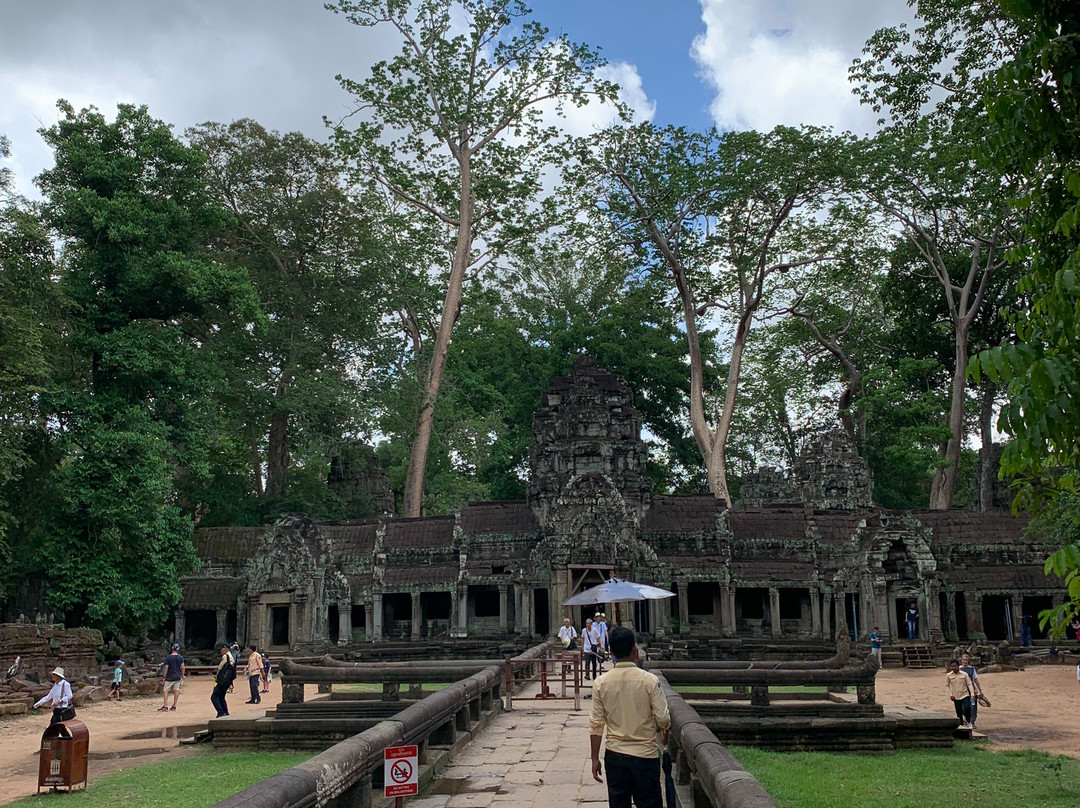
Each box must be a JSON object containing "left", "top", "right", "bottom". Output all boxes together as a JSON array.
[
  {"left": 402, "top": 141, "right": 472, "bottom": 518},
  {"left": 929, "top": 326, "right": 969, "bottom": 510},
  {"left": 709, "top": 313, "right": 752, "bottom": 507},
  {"left": 266, "top": 410, "right": 290, "bottom": 499},
  {"left": 978, "top": 380, "right": 997, "bottom": 511}
]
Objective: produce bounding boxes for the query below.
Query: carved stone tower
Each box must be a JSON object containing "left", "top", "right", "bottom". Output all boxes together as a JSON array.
[{"left": 527, "top": 356, "right": 652, "bottom": 569}]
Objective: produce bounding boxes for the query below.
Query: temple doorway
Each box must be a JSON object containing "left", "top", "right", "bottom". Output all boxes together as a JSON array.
[{"left": 270, "top": 606, "right": 290, "bottom": 646}]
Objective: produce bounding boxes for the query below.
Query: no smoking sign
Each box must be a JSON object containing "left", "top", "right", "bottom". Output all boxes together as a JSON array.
[{"left": 384, "top": 744, "right": 419, "bottom": 798}]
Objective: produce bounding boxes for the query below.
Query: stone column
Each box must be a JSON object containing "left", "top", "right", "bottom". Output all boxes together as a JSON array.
[
  {"left": 455, "top": 586, "right": 469, "bottom": 637},
  {"left": 927, "top": 581, "right": 942, "bottom": 641},
  {"left": 512, "top": 585, "right": 521, "bottom": 633},
  {"left": 822, "top": 591, "right": 832, "bottom": 640},
  {"left": 965, "top": 592, "right": 984, "bottom": 636},
  {"left": 944, "top": 588, "right": 958, "bottom": 641},
  {"left": 833, "top": 593, "right": 845, "bottom": 638},
  {"left": 338, "top": 603, "right": 351, "bottom": 646},
  {"left": 373, "top": 593, "right": 384, "bottom": 641},
  {"left": 498, "top": 584, "right": 508, "bottom": 633},
  {"left": 811, "top": 588, "right": 822, "bottom": 637},
  {"left": 364, "top": 604, "right": 374, "bottom": 640},
  {"left": 917, "top": 590, "right": 931, "bottom": 642},
  {"left": 521, "top": 585, "right": 533, "bottom": 636},
  {"left": 411, "top": 594, "right": 422, "bottom": 639},
  {"left": 215, "top": 609, "right": 227, "bottom": 647},
  {"left": 174, "top": 609, "right": 186, "bottom": 648},
  {"left": 676, "top": 582, "right": 689, "bottom": 635},
  {"left": 719, "top": 584, "right": 733, "bottom": 637},
  {"left": 769, "top": 588, "right": 782, "bottom": 637}
]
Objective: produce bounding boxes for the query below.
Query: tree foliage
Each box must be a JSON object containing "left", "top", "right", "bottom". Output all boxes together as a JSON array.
[{"left": 32, "top": 103, "right": 256, "bottom": 631}]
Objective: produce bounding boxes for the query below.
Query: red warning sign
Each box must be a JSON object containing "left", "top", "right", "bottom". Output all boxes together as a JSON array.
[{"left": 384, "top": 744, "right": 419, "bottom": 798}]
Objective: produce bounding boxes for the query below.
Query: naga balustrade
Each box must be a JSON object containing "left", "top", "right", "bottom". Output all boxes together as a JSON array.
[
  {"left": 658, "top": 672, "right": 778, "bottom": 808},
  {"left": 211, "top": 644, "right": 552, "bottom": 808},
  {"left": 647, "top": 660, "right": 879, "bottom": 706}
]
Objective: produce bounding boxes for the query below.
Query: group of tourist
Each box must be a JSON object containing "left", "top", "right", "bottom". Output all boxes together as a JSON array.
[
  {"left": 558, "top": 611, "right": 612, "bottom": 679},
  {"left": 946, "top": 653, "right": 987, "bottom": 730},
  {"left": 210, "top": 642, "right": 272, "bottom": 717}
]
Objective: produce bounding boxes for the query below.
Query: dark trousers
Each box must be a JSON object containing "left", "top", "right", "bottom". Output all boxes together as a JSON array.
[
  {"left": 584, "top": 651, "right": 598, "bottom": 678},
  {"left": 1020, "top": 625, "right": 1032, "bottom": 646},
  {"left": 211, "top": 682, "right": 230, "bottom": 717},
  {"left": 952, "top": 696, "right": 971, "bottom": 724},
  {"left": 49, "top": 706, "right": 75, "bottom": 725},
  {"left": 605, "top": 749, "right": 662, "bottom": 808},
  {"left": 249, "top": 674, "right": 261, "bottom": 703}
]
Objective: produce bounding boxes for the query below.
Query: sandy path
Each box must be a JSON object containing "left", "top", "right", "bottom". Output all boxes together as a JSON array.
[
  {"left": 0, "top": 675, "right": 317, "bottom": 805},
  {"left": 875, "top": 663, "right": 1080, "bottom": 758},
  {"left": 1, "top": 663, "right": 1077, "bottom": 803}
]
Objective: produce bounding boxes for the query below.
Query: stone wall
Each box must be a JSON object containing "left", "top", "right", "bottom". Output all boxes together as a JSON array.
[{"left": 0, "top": 623, "right": 103, "bottom": 680}]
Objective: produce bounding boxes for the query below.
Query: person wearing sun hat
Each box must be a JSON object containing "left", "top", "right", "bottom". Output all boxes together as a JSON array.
[{"left": 32, "top": 667, "right": 75, "bottom": 725}]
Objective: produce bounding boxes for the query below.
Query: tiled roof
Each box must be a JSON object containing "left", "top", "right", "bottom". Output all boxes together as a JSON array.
[
  {"left": 180, "top": 578, "right": 245, "bottom": 608},
  {"left": 384, "top": 517, "right": 456, "bottom": 549},
  {"left": 732, "top": 561, "right": 815, "bottom": 582},
  {"left": 192, "top": 527, "right": 262, "bottom": 562},
  {"left": 322, "top": 523, "right": 378, "bottom": 557},
  {"left": 383, "top": 566, "right": 458, "bottom": 586},
  {"left": 728, "top": 509, "right": 808, "bottom": 541},
  {"left": 641, "top": 495, "right": 719, "bottom": 533},
  {"left": 459, "top": 501, "right": 540, "bottom": 535}
]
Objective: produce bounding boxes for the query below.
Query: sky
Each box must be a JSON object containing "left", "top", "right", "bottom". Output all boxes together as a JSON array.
[{"left": 0, "top": 0, "right": 915, "bottom": 196}]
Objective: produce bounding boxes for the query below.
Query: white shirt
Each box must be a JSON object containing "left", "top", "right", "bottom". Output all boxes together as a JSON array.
[
  {"left": 35, "top": 679, "right": 73, "bottom": 709},
  {"left": 595, "top": 620, "right": 609, "bottom": 645},
  {"left": 582, "top": 625, "right": 601, "bottom": 652},
  {"left": 557, "top": 624, "right": 577, "bottom": 642}
]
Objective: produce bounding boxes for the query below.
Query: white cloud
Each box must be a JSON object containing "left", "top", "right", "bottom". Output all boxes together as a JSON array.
[
  {"left": 555, "top": 61, "right": 656, "bottom": 138},
  {"left": 692, "top": 0, "right": 913, "bottom": 133}
]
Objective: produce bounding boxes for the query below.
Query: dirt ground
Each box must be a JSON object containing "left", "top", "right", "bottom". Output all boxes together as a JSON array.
[
  {"left": 0, "top": 674, "right": 318, "bottom": 805},
  {"left": 0, "top": 662, "right": 1077, "bottom": 804}
]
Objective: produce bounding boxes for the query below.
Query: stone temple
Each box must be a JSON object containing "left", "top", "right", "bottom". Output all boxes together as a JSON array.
[{"left": 178, "top": 357, "right": 1060, "bottom": 655}]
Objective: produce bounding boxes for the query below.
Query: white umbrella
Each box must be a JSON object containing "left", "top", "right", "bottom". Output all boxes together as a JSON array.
[{"left": 563, "top": 578, "right": 675, "bottom": 606}]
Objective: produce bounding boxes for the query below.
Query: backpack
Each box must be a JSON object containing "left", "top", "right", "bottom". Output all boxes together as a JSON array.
[{"left": 219, "top": 654, "right": 236, "bottom": 685}]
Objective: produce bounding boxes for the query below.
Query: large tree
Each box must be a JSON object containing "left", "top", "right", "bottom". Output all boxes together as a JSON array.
[
  {"left": 327, "top": 0, "right": 619, "bottom": 516},
  {"left": 34, "top": 103, "right": 256, "bottom": 631},
  {"left": 188, "top": 120, "right": 387, "bottom": 519},
  {"left": 571, "top": 123, "right": 866, "bottom": 505},
  {"left": 851, "top": 0, "right": 1029, "bottom": 509},
  {"left": 974, "top": 0, "right": 1080, "bottom": 631},
  {"left": 0, "top": 137, "right": 61, "bottom": 599}
]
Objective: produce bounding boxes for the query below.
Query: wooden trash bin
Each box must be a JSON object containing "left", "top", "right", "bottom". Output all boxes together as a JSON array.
[{"left": 38, "top": 719, "right": 89, "bottom": 793}]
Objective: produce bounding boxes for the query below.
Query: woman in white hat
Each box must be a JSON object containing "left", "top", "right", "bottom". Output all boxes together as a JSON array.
[{"left": 33, "top": 667, "right": 75, "bottom": 725}]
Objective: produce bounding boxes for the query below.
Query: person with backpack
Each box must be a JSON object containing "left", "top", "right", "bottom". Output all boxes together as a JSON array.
[{"left": 211, "top": 642, "right": 236, "bottom": 717}]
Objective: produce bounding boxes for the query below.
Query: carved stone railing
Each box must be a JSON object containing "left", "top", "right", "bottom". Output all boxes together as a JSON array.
[
  {"left": 211, "top": 644, "right": 551, "bottom": 808},
  {"left": 658, "top": 673, "right": 778, "bottom": 808},
  {"left": 648, "top": 661, "right": 878, "bottom": 706}
]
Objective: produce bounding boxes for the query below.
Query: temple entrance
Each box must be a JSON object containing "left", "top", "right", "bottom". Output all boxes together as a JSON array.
[
  {"left": 270, "top": 606, "right": 290, "bottom": 646},
  {"left": 185, "top": 609, "right": 216, "bottom": 650},
  {"left": 1024, "top": 596, "right": 1053, "bottom": 639},
  {"left": 566, "top": 566, "right": 615, "bottom": 627},
  {"left": 981, "top": 595, "right": 1014, "bottom": 641},
  {"left": 328, "top": 604, "right": 339, "bottom": 644}
]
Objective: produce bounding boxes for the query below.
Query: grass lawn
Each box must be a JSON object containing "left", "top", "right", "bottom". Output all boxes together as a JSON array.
[
  {"left": 333, "top": 682, "right": 452, "bottom": 693},
  {"left": 732, "top": 745, "right": 1080, "bottom": 808},
  {"left": 12, "top": 749, "right": 310, "bottom": 808}
]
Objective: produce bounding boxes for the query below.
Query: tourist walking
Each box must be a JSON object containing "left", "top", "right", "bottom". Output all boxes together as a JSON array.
[
  {"left": 261, "top": 651, "right": 272, "bottom": 693},
  {"left": 1019, "top": 614, "right": 1033, "bottom": 647},
  {"left": 245, "top": 644, "right": 263, "bottom": 704},
  {"left": 946, "top": 658, "right": 975, "bottom": 729},
  {"left": 106, "top": 660, "right": 124, "bottom": 701},
  {"left": 959, "top": 653, "right": 986, "bottom": 729},
  {"left": 558, "top": 617, "right": 578, "bottom": 650},
  {"left": 159, "top": 644, "right": 185, "bottom": 711},
  {"left": 582, "top": 618, "right": 602, "bottom": 680},
  {"left": 869, "top": 626, "right": 883, "bottom": 667},
  {"left": 211, "top": 643, "right": 236, "bottom": 718},
  {"left": 590, "top": 626, "right": 670, "bottom": 808},
  {"left": 595, "top": 612, "right": 610, "bottom": 652},
  {"left": 906, "top": 602, "right": 919, "bottom": 640},
  {"left": 32, "top": 668, "right": 75, "bottom": 725}
]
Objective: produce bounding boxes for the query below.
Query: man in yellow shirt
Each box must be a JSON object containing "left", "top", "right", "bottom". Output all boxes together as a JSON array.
[
  {"left": 589, "top": 626, "right": 670, "bottom": 807},
  {"left": 946, "top": 658, "right": 975, "bottom": 729}
]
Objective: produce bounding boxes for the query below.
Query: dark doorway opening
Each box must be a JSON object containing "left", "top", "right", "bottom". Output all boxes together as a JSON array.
[
  {"left": 1024, "top": 596, "right": 1053, "bottom": 639},
  {"left": 534, "top": 589, "right": 549, "bottom": 635},
  {"left": 185, "top": 609, "right": 216, "bottom": 650},
  {"left": 939, "top": 592, "right": 952, "bottom": 641},
  {"left": 954, "top": 593, "right": 969, "bottom": 639},
  {"left": 844, "top": 594, "right": 858, "bottom": 639},
  {"left": 470, "top": 585, "right": 500, "bottom": 618},
  {"left": 271, "top": 606, "right": 290, "bottom": 646},
  {"left": 421, "top": 592, "right": 452, "bottom": 637},
  {"left": 226, "top": 610, "right": 237, "bottom": 644},
  {"left": 736, "top": 588, "right": 767, "bottom": 620},
  {"left": 779, "top": 589, "right": 806, "bottom": 621},
  {"left": 328, "top": 604, "right": 340, "bottom": 644},
  {"left": 981, "top": 596, "right": 1012, "bottom": 641}
]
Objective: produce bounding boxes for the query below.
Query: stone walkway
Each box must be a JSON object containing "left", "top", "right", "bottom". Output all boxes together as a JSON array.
[{"left": 411, "top": 684, "right": 608, "bottom": 807}]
